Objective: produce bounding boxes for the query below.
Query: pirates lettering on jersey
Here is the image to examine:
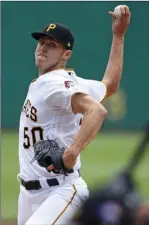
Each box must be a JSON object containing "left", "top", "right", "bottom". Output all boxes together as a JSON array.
[{"left": 22, "top": 99, "right": 38, "bottom": 122}]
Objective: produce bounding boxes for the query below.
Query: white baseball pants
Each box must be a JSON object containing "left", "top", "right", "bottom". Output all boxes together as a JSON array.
[{"left": 18, "top": 174, "right": 89, "bottom": 225}]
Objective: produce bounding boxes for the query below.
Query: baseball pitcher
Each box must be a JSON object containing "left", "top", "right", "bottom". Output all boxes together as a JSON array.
[{"left": 17, "top": 5, "right": 131, "bottom": 225}]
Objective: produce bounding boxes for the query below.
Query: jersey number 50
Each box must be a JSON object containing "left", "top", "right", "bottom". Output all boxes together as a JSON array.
[{"left": 23, "top": 127, "right": 44, "bottom": 149}]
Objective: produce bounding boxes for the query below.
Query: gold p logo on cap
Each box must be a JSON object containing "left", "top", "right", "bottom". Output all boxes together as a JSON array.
[{"left": 47, "top": 24, "right": 56, "bottom": 32}]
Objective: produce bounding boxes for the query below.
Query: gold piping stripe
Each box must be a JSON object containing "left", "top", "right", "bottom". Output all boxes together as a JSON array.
[
  {"left": 51, "top": 185, "right": 77, "bottom": 225},
  {"left": 65, "top": 68, "right": 74, "bottom": 72}
]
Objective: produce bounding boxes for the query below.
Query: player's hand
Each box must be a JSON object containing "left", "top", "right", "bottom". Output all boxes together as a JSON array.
[
  {"left": 62, "top": 149, "right": 78, "bottom": 169},
  {"left": 47, "top": 149, "right": 78, "bottom": 171},
  {"left": 109, "top": 5, "right": 131, "bottom": 38}
]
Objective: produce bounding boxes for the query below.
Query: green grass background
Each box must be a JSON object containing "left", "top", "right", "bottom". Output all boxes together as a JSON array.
[{"left": 1, "top": 131, "right": 149, "bottom": 220}]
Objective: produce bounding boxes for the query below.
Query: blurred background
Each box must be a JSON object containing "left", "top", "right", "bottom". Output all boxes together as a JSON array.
[{"left": 1, "top": 1, "right": 149, "bottom": 224}]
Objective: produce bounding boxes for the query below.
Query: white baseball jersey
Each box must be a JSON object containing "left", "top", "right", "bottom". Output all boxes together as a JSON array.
[
  {"left": 18, "top": 69, "right": 106, "bottom": 181},
  {"left": 68, "top": 70, "right": 106, "bottom": 103}
]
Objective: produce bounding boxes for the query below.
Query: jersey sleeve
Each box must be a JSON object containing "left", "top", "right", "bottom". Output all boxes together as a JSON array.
[
  {"left": 74, "top": 76, "right": 107, "bottom": 103},
  {"left": 87, "top": 80, "right": 107, "bottom": 102},
  {"left": 44, "top": 79, "right": 88, "bottom": 113}
]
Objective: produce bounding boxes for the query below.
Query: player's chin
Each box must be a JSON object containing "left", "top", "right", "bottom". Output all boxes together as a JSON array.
[{"left": 35, "top": 58, "right": 47, "bottom": 67}]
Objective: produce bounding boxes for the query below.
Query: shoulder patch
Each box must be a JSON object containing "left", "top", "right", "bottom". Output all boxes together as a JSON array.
[{"left": 64, "top": 80, "right": 74, "bottom": 88}]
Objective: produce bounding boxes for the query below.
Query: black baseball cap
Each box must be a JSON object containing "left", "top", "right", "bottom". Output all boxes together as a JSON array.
[{"left": 31, "top": 23, "right": 74, "bottom": 50}]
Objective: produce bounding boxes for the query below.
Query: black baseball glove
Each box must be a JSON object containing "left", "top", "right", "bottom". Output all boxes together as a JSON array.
[{"left": 31, "top": 140, "right": 73, "bottom": 174}]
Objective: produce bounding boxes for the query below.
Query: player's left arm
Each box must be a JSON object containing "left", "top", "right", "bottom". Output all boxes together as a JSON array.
[{"left": 102, "top": 5, "right": 131, "bottom": 98}]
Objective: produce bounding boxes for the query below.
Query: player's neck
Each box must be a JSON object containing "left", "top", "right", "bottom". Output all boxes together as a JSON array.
[{"left": 38, "top": 62, "right": 66, "bottom": 76}]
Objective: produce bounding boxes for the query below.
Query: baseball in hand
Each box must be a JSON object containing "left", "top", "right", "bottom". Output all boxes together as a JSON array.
[{"left": 114, "top": 5, "right": 123, "bottom": 18}]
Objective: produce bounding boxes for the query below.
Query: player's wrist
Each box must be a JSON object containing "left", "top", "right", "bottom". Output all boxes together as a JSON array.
[
  {"left": 67, "top": 147, "right": 80, "bottom": 157},
  {"left": 69, "top": 139, "right": 84, "bottom": 155},
  {"left": 62, "top": 149, "right": 78, "bottom": 169},
  {"left": 113, "top": 34, "right": 124, "bottom": 42}
]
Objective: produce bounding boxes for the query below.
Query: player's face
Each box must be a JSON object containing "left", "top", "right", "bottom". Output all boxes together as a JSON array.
[{"left": 35, "top": 36, "right": 70, "bottom": 72}]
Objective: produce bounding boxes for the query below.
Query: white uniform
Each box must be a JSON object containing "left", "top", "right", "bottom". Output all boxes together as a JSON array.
[{"left": 17, "top": 69, "right": 106, "bottom": 225}]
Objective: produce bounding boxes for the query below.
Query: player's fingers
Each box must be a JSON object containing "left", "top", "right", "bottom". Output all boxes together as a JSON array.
[
  {"left": 127, "top": 12, "right": 131, "bottom": 25},
  {"left": 123, "top": 6, "right": 131, "bottom": 25},
  {"left": 109, "top": 11, "right": 116, "bottom": 20},
  {"left": 124, "top": 5, "right": 130, "bottom": 15},
  {"left": 126, "top": 10, "right": 131, "bottom": 21},
  {"left": 120, "top": 6, "right": 125, "bottom": 16},
  {"left": 120, "top": 6, "right": 130, "bottom": 24},
  {"left": 47, "top": 164, "right": 54, "bottom": 171},
  {"left": 124, "top": 7, "right": 129, "bottom": 24},
  {"left": 123, "top": 5, "right": 131, "bottom": 21},
  {"left": 109, "top": 11, "right": 113, "bottom": 14},
  {"left": 109, "top": 11, "right": 114, "bottom": 16}
]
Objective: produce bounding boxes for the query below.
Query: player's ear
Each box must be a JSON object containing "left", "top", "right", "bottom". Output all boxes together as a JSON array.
[{"left": 62, "top": 50, "right": 72, "bottom": 60}]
